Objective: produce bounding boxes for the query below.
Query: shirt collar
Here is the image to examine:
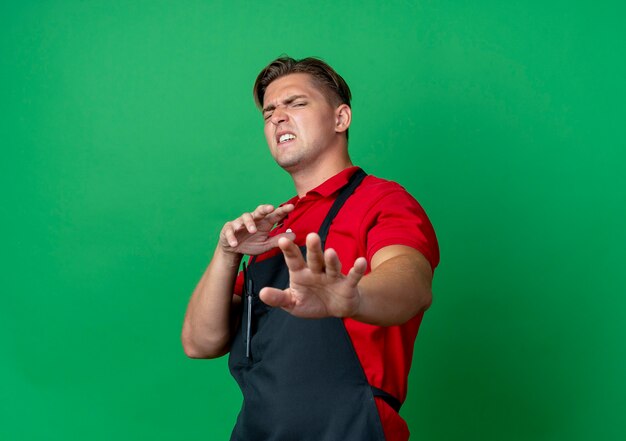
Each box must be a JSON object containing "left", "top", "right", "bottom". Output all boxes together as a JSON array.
[{"left": 283, "top": 166, "right": 362, "bottom": 205}]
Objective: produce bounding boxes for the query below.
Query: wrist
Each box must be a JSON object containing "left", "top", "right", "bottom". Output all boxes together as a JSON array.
[
  {"left": 214, "top": 246, "right": 244, "bottom": 270},
  {"left": 348, "top": 285, "right": 366, "bottom": 320}
]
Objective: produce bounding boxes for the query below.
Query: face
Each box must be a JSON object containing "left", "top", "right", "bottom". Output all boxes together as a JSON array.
[{"left": 262, "top": 73, "right": 346, "bottom": 172}]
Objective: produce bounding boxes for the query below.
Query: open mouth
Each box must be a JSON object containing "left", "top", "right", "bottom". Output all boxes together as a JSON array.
[{"left": 277, "top": 132, "right": 296, "bottom": 144}]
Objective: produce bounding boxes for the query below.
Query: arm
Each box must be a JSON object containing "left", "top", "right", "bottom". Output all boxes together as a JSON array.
[
  {"left": 181, "top": 204, "right": 295, "bottom": 359},
  {"left": 354, "top": 244, "right": 432, "bottom": 326},
  {"left": 260, "top": 233, "right": 432, "bottom": 326},
  {"left": 181, "top": 247, "right": 242, "bottom": 359}
]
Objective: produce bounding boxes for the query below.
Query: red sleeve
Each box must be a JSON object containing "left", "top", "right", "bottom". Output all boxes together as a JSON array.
[
  {"left": 234, "top": 270, "right": 244, "bottom": 296},
  {"left": 364, "top": 187, "right": 439, "bottom": 271}
]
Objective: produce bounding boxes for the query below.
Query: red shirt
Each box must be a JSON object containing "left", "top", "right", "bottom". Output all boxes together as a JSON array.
[{"left": 235, "top": 166, "right": 439, "bottom": 440}]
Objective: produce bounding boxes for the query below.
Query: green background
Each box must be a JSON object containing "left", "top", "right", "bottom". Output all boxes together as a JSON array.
[{"left": 2, "top": 1, "right": 624, "bottom": 440}]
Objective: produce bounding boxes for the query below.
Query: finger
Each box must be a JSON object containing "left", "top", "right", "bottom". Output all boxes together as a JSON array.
[
  {"left": 223, "top": 225, "right": 238, "bottom": 247},
  {"left": 252, "top": 204, "right": 274, "bottom": 220},
  {"left": 306, "top": 233, "right": 325, "bottom": 273},
  {"left": 230, "top": 218, "right": 245, "bottom": 232},
  {"left": 241, "top": 212, "right": 257, "bottom": 233},
  {"left": 259, "top": 287, "right": 294, "bottom": 308},
  {"left": 278, "top": 236, "right": 307, "bottom": 271},
  {"left": 265, "top": 204, "right": 295, "bottom": 224},
  {"left": 324, "top": 248, "right": 342, "bottom": 278},
  {"left": 346, "top": 257, "right": 368, "bottom": 286}
]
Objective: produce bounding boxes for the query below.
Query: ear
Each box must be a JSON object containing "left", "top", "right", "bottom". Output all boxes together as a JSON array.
[{"left": 334, "top": 104, "right": 351, "bottom": 134}]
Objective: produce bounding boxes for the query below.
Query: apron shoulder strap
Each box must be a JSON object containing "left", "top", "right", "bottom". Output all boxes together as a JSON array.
[
  {"left": 370, "top": 386, "right": 402, "bottom": 413},
  {"left": 318, "top": 168, "right": 367, "bottom": 250}
]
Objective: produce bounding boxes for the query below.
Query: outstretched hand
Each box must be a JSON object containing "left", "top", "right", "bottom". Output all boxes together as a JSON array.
[
  {"left": 259, "top": 233, "right": 368, "bottom": 319},
  {"left": 219, "top": 204, "right": 295, "bottom": 256}
]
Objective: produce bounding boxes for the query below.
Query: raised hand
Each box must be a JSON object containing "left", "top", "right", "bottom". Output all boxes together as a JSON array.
[
  {"left": 259, "top": 232, "right": 368, "bottom": 319},
  {"left": 219, "top": 204, "right": 295, "bottom": 256}
]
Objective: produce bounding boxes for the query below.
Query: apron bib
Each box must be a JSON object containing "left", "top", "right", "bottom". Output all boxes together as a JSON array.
[{"left": 228, "top": 170, "right": 398, "bottom": 441}]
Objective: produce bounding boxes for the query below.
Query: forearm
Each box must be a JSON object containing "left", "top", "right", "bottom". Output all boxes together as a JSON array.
[
  {"left": 352, "top": 253, "right": 432, "bottom": 327},
  {"left": 181, "top": 246, "right": 242, "bottom": 359},
  {"left": 181, "top": 204, "right": 295, "bottom": 358}
]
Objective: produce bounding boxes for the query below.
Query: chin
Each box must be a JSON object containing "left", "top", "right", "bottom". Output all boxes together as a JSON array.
[
  {"left": 276, "top": 160, "right": 301, "bottom": 171},
  {"left": 272, "top": 151, "right": 301, "bottom": 168}
]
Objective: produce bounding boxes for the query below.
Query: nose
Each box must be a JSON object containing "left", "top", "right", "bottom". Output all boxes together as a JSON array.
[{"left": 270, "top": 106, "right": 288, "bottom": 125}]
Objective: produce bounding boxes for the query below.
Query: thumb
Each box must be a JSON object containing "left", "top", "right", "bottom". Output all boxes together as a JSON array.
[
  {"left": 260, "top": 287, "right": 294, "bottom": 308},
  {"left": 268, "top": 231, "right": 296, "bottom": 247}
]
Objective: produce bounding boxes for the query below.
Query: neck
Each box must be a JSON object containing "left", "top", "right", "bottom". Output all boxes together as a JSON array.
[{"left": 290, "top": 154, "right": 353, "bottom": 197}]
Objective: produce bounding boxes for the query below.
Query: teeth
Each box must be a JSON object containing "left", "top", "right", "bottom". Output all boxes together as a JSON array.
[{"left": 279, "top": 134, "right": 296, "bottom": 143}]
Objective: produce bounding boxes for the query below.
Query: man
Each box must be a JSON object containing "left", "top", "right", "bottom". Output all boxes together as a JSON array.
[{"left": 182, "top": 56, "right": 439, "bottom": 441}]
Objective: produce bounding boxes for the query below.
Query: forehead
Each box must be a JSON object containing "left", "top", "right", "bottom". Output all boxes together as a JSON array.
[{"left": 263, "top": 73, "right": 326, "bottom": 104}]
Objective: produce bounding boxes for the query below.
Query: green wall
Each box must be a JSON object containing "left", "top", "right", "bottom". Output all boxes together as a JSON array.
[{"left": 2, "top": 1, "right": 624, "bottom": 440}]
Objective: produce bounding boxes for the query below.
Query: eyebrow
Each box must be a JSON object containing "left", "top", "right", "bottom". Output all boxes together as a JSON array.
[{"left": 263, "top": 94, "right": 308, "bottom": 113}]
